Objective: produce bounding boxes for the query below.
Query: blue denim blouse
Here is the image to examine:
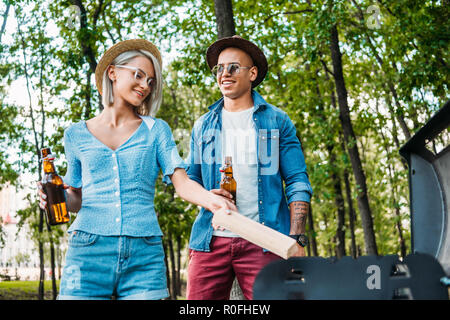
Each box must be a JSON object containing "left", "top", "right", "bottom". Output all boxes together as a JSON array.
[
  {"left": 187, "top": 90, "right": 313, "bottom": 252},
  {"left": 63, "top": 116, "right": 185, "bottom": 237}
]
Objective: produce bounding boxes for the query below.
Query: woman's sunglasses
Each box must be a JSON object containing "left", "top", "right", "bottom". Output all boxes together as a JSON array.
[{"left": 115, "top": 65, "right": 156, "bottom": 88}]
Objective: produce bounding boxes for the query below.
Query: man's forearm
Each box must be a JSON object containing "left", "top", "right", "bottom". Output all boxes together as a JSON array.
[{"left": 289, "top": 201, "right": 309, "bottom": 235}]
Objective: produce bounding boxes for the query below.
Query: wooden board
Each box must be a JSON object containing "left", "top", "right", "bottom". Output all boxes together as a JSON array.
[{"left": 212, "top": 208, "right": 298, "bottom": 259}]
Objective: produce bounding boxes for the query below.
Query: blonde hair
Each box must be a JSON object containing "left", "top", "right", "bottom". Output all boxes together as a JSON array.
[{"left": 101, "top": 50, "right": 163, "bottom": 116}]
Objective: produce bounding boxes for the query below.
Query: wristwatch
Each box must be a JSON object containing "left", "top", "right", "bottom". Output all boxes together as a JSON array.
[{"left": 289, "top": 234, "right": 309, "bottom": 247}]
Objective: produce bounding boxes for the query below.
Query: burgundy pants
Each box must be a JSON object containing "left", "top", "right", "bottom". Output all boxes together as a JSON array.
[{"left": 187, "top": 236, "right": 281, "bottom": 300}]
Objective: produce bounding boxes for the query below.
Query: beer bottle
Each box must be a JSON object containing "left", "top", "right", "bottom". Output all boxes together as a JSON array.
[
  {"left": 220, "top": 156, "right": 237, "bottom": 201},
  {"left": 41, "top": 147, "right": 70, "bottom": 226}
]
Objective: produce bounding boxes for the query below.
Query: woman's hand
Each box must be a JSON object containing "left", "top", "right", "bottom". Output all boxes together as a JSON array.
[
  {"left": 170, "top": 168, "right": 237, "bottom": 219},
  {"left": 207, "top": 190, "right": 237, "bottom": 214},
  {"left": 36, "top": 181, "right": 70, "bottom": 211},
  {"left": 207, "top": 189, "right": 237, "bottom": 231},
  {"left": 36, "top": 181, "right": 47, "bottom": 210}
]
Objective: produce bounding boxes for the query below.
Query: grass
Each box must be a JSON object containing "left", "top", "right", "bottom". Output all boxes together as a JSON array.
[{"left": 0, "top": 280, "right": 60, "bottom": 300}]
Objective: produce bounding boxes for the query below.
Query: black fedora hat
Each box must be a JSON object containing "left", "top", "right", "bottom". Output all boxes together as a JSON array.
[{"left": 206, "top": 35, "right": 268, "bottom": 88}]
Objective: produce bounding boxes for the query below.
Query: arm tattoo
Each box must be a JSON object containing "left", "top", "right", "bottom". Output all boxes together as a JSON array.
[{"left": 290, "top": 201, "right": 309, "bottom": 234}]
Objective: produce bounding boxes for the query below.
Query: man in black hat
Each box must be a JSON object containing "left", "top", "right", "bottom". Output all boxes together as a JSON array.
[{"left": 186, "top": 36, "right": 313, "bottom": 300}]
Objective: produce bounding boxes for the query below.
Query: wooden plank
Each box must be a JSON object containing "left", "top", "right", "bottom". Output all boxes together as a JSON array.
[{"left": 212, "top": 208, "right": 298, "bottom": 259}]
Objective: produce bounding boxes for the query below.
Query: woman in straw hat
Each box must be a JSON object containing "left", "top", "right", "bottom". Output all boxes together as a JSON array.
[{"left": 37, "top": 39, "right": 236, "bottom": 300}]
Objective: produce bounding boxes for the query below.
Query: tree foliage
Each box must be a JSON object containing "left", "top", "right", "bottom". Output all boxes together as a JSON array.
[{"left": 0, "top": 0, "right": 448, "bottom": 298}]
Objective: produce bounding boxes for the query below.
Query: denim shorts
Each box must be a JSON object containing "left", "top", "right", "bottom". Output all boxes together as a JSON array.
[{"left": 58, "top": 231, "right": 169, "bottom": 300}]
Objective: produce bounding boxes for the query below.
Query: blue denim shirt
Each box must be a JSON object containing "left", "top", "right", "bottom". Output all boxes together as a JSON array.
[
  {"left": 63, "top": 116, "right": 185, "bottom": 237},
  {"left": 186, "top": 90, "right": 313, "bottom": 251}
]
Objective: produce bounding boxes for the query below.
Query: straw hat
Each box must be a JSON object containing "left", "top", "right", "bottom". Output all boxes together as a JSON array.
[
  {"left": 206, "top": 35, "right": 268, "bottom": 88},
  {"left": 95, "top": 39, "right": 162, "bottom": 95}
]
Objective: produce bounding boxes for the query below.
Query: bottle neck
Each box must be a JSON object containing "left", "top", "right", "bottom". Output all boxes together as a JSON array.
[
  {"left": 43, "top": 160, "right": 56, "bottom": 173},
  {"left": 224, "top": 170, "right": 233, "bottom": 177}
]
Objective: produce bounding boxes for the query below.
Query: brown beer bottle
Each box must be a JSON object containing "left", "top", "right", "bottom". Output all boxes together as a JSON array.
[
  {"left": 220, "top": 156, "right": 237, "bottom": 201},
  {"left": 41, "top": 147, "right": 70, "bottom": 226}
]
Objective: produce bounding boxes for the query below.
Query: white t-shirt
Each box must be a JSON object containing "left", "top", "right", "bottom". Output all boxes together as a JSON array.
[{"left": 213, "top": 107, "right": 259, "bottom": 237}]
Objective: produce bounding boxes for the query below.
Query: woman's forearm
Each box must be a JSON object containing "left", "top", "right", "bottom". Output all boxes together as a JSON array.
[
  {"left": 66, "top": 187, "right": 82, "bottom": 213},
  {"left": 171, "top": 168, "right": 233, "bottom": 213},
  {"left": 172, "top": 170, "right": 215, "bottom": 211}
]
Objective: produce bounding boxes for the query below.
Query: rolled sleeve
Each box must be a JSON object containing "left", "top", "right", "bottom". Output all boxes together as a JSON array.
[
  {"left": 185, "top": 121, "right": 203, "bottom": 185},
  {"left": 63, "top": 129, "right": 82, "bottom": 188},
  {"left": 156, "top": 120, "right": 187, "bottom": 185},
  {"left": 285, "top": 181, "right": 313, "bottom": 203}
]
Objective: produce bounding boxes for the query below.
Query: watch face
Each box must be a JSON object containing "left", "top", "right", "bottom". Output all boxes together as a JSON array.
[{"left": 298, "top": 234, "right": 309, "bottom": 247}]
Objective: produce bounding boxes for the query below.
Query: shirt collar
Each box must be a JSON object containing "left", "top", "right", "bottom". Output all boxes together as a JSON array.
[{"left": 208, "top": 90, "right": 268, "bottom": 113}]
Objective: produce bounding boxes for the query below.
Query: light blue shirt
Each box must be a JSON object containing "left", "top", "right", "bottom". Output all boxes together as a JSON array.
[{"left": 63, "top": 116, "right": 185, "bottom": 237}]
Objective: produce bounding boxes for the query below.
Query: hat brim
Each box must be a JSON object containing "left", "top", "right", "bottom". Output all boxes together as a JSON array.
[
  {"left": 206, "top": 37, "right": 267, "bottom": 88},
  {"left": 95, "top": 39, "right": 162, "bottom": 95}
]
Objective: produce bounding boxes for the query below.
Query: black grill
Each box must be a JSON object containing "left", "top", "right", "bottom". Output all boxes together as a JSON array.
[{"left": 253, "top": 100, "right": 450, "bottom": 300}]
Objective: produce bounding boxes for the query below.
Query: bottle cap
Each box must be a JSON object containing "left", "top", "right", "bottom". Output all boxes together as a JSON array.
[
  {"left": 40, "top": 147, "right": 51, "bottom": 158},
  {"left": 40, "top": 147, "right": 55, "bottom": 161}
]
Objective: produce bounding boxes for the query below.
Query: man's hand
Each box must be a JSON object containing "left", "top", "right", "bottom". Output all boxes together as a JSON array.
[
  {"left": 208, "top": 189, "right": 236, "bottom": 231},
  {"left": 210, "top": 188, "right": 235, "bottom": 203},
  {"left": 291, "top": 244, "right": 306, "bottom": 257}
]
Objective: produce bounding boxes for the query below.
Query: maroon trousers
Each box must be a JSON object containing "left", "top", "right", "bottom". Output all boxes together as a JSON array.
[{"left": 187, "top": 236, "right": 281, "bottom": 300}]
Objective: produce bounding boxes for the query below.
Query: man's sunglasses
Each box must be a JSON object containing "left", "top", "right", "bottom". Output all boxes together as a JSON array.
[{"left": 211, "top": 63, "right": 253, "bottom": 76}]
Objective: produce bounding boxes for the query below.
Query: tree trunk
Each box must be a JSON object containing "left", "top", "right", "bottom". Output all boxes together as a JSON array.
[
  {"left": 322, "top": 211, "right": 334, "bottom": 257},
  {"left": 213, "top": 0, "right": 236, "bottom": 39},
  {"left": 84, "top": 69, "right": 93, "bottom": 118},
  {"left": 307, "top": 206, "right": 318, "bottom": 256},
  {"left": 0, "top": 2, "right": 10, "bottom": 43},
  {"left": 312, "top": 71, "right": 346, "bottom": 258},
  {"left": 376, "top": 102, "right": 408, "bottom": 259},
  {"left": 176, "top": 235, "right": 182, "bottom": 297},
  {"left": 329, "top": 24, "right": 378, "bottom": 255},
  {"left": 49, "top": 239, "right": 57, "bottom": 299},
  {"left": 395, "top": 206, "right": 407, "bottom": 259},
  {"left": 70, "top": 0, "right": 103, "bottom": 112},
  {"left": 162, "top": 241, "right": 170, "bottom": 299},
  {"left": 38, "top": 212, "right": 45, "bottom": 300},
  {"left": 46, "top": 225, "right": 57, "bottom": 300},
  {"left": 330, "top": 152, "right": 346, "bottom": 259},
  {"left": 167, "top": 234, "right": 177, "bottom": 299},
  {"left": 343, "top": 167, "right": 357, "bottom": 258}
]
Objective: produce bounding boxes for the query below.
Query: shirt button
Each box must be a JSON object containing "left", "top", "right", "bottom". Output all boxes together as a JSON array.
[
  {"left": 112, "top": 153, "right": 116, "bottom": 158},
  {"left": 115, "top": 203, "right": 120, "bottom": 208},
  {"left": 258, "top": 178, "right": 261, "bottom": 182},
  {"left": 259, "top": 200, "right": 263, "bottom": 204},
  {"left": 115, "top": 178, "right": 119, "bottom": 184},
  {"left": 115, "top": 218, "right": 120, "bottom": 222},
  {"left": 113, "top": 166, "right": 118, "bottom": 170},
  {"left": 115, "top": 191, "right": 120, "bottom": 196}
]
